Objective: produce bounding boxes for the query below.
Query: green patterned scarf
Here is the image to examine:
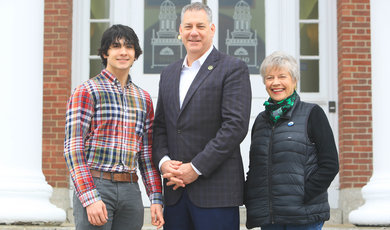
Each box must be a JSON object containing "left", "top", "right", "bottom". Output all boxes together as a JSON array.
[{"left": 264, "top": 91, "right": 297, "bottom": 123}]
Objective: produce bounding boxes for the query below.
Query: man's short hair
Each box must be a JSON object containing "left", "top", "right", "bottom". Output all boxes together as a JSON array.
[{"left": 181, "top": 2, "right": 212, "bottom": 24}]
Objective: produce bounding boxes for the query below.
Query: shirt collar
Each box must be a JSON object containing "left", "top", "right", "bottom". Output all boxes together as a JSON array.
[
  {"left": 182, "top": 45, "right": 214, "bottom": 68},
  {"left": 101, "top": 69, "right": 132, "bottom": 87}
]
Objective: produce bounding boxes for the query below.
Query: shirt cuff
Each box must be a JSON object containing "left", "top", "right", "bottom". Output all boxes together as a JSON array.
[
  {"left": 150, "top": 192, "right": 163, "bottom": 205},
  {"left": 158, "top": 155, "right": 171, "bottom": 171},
  {"left": 191, "top": 162, "right": 202, "bottom": 175},
  {"left": 78, "top": 188, "right": 101, "bottom": 207}
]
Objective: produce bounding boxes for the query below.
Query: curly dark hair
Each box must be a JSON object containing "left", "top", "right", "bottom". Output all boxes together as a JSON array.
[{"left": 98, "top": 24, "right": 143, "bottom": 67}]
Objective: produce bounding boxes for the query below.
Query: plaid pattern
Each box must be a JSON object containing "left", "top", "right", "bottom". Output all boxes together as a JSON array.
[{"left": 64, "top": 69, "right": 162, "bottom": 207}]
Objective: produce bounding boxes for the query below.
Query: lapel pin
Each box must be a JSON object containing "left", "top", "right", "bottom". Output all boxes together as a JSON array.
[
  {"left": 288, "top": 121, "right": 294, "bottom": 126},
  {"left": 208, "top": 65, "right": 213, "bottom": 70}
]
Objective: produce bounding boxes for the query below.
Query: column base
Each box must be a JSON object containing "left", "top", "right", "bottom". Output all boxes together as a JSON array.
[
  {"left": 0, "top": 172, "right": 66, "bottom": 224},
  {"left": 349, "top": 177, "right": 390, "bottom": 226}
]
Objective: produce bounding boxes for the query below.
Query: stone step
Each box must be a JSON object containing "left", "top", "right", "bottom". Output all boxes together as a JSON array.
[
  {"left": 1, "top": 208, "right": 389, "bottom": 230},
  {"left": 0, "top": 225, "right": 389, "bottom": 230}
]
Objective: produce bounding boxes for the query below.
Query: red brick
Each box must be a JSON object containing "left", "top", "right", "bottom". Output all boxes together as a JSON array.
[
  {"left": 42, "top": 0, "right": 72, "bottom": 188},
  {"left": 338, "top": 0, "right": 372, "bottom": 189}
]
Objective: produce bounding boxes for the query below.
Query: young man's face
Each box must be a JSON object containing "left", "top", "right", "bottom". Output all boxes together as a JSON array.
[
  {"left": 179, "top": 9, "right": 215, "bottom": 61},
  {"left": 104, "top": 38, "right": 135, "bottom": 74}
]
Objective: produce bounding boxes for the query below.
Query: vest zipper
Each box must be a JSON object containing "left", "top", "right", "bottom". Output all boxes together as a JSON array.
[{"left": 268, "top": 124, "right": 275, "bottom": 224}]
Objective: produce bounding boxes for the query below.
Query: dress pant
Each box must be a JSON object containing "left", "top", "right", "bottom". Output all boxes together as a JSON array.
[
  {"left": 163, "top": 189, "right": 239, "bottom": 230},
  {"left": 73, "top": 177, "right": 144, "bottom": 230}
]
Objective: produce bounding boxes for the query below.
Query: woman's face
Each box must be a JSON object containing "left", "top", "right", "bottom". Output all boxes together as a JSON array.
[{"left": 264, "top": 67, "right": 297, "bottom": 102}]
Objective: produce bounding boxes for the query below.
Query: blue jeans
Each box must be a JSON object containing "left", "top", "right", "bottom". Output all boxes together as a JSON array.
[
  {"left": 261, "top": 221, "right": 324, "bottom": 230},
  {"left": 73, "top": 177, "right": 144, "bottom": 230}
]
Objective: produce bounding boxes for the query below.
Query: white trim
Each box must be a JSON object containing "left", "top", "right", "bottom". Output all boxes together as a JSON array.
[
  {"left": 90, "top": 19, "right": 110, "bottom": 23},
  {"left": 112, "top": 0, "right": 131, "bottom": 24},
  {"left": 325, "top": 0, "right": 339, "bottom": 209},
  {"left": 265, "top": 0, "right": 299, "bottom": 57},
  {"left": 72, "top": 0, "right": 90, "bottom": 89},
  {"left": 283, "top": 0, "right": 299, "bottom": 57},
  {"left": 299, "top": 19, "right": 320, "bottom": 24},
  {"left": 300, "top": 56, "right": 320, "bottom": 60},
  {"left": 265, "top": 0, "right": 280, "bottom": 54},
  {"left": 206, "top": 0, "right": 219, "bottom": 49}
]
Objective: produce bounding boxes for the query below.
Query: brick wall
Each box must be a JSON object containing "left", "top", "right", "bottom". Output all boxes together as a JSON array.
[
  {"left": 337, "top": 0, "right": 372, "bottom": 189},
  {"left": 43, "top": 0, "right": 72, "bottom": 188}
]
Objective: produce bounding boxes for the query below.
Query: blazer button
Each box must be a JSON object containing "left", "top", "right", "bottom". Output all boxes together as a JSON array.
[{"left": 177, "top": 129, "right": 181, "bottom": 134}]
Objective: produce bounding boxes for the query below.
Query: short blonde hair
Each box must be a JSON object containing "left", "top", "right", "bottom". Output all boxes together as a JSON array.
[{"left": 259, "top": 51, "right": 300, "bottom": 83}]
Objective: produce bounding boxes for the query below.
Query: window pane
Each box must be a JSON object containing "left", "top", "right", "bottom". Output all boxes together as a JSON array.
[
  {"left": 91, "top": 0, "right": 110, "bottom": 19},
  {"left": 90, "top": 59, "right": 104, "bottom": 78},
  {"left": 90, "top": 23, "right": 110, "bottom": 55},
  {"left": 218, "top": 0, "right": 265, "bottom": 74},
  {"left": 300, "top": 0, "right": 318, "bottom": 19},
  {"left": 144, "top": 0, "right": 191, "bottom": 74},
  {"left": 300, "top": 23, "right": 318, "bottom": 56},
  {"left": 300, "top": 60, "right": 319, "bottom": 92}
]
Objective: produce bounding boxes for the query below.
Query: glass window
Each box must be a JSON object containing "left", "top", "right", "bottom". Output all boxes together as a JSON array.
[
  {"left": 90, "top": 58, "right": 103, "bottom": 77},
  {"left": 300, "top": 59, "right": 319, "bottom": 92},
  {"left": 144, "top": 0, "right": 190, "bottom": 74},
  {"left": 218, "top": 0, "right": 265, "bottom": 74},
  {"left": 300, "top": 23, "right": 318, "bottom": 56},
  {"left": 299, "top": 0, "right": 319, "bottom": 92},
  {"left": 300, "top": 0, "right": 318, "bottom": 19},
  {"left": 90, "top": 0, "right": 110, "bottom": 78},
  {"left": 91, "top": 0, "right": 110, "bottom": 19},
  {"left": 90, "top": 22, "right": 110, "bottom": 55}
]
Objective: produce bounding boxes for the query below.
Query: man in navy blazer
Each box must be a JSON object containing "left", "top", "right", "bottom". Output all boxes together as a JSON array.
[{"left": 152, "top": 2, "right": 252, "bottom": 230}]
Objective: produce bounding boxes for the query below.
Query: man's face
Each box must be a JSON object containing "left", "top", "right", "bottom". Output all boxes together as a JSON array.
[
  {"left": 179, "top": 9, "right": 215, "bottom": 60},
  {"left": 104, "top": 38, "right": 135, "bottom": 74}
]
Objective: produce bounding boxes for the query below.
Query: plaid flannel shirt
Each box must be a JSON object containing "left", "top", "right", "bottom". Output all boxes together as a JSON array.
[{"left": 64, "top": 69, "right": 162, "bottom": 207}]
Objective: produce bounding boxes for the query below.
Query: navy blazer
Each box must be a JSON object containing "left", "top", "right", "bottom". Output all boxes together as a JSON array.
[{"left": 152, "top": 48, "right": 252, "bottom": 208}]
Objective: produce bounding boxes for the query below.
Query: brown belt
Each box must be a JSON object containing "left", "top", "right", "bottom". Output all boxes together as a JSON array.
[{"left": 90, "top": 169, "right": 138, "bottom": 183}]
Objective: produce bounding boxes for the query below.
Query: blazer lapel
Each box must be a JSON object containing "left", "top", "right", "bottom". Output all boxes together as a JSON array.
[
  {"left": 179, "top": 48, "right": 219, "bottom": 116},
  {"left": 172, "top": 61, "right": 182, "bottom": 114}
]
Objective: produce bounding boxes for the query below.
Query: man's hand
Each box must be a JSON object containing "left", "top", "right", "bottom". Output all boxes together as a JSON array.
[
  {"left": 166, "top": 163, "right": 199, "bottom": 190},
  {"left": 161, "top": 160, "right": 185, "bottom": 188},
  {"left": 86, "top": 200, "right": 108, "bottom": 226},
  {"left": 177, "top": 163, "right": 199, "bottom": 185},
  {"left": 160, "top": 160, "right": 182, "bottom": 175},
  {"left": 150, "top": 204, "right": 164, "bottom": 229}
]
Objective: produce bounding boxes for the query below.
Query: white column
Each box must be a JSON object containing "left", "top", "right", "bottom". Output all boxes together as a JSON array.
[
  {"left": 0, "top": 0, "right": 66, "bottom": 223},
  {"left": 349, "top": 0, "right": 390, "bottom": 225}
]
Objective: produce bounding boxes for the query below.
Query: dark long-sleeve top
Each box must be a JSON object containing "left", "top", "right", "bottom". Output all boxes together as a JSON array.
[{"left": 305, "top": 105, "right": 339, "bottom": 202}]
